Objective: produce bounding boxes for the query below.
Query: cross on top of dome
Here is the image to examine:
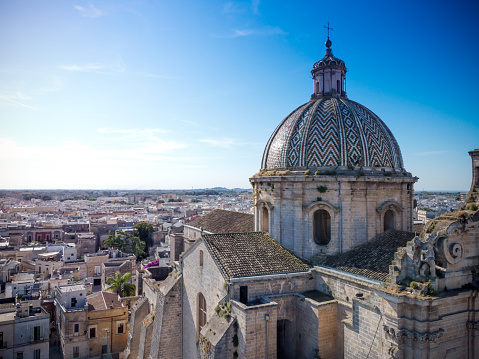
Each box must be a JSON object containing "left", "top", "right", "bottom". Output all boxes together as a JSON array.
[{"left": 324, "top": 22, "right": 333, "bottom": 50}]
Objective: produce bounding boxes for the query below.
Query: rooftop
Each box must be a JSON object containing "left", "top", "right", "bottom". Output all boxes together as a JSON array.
[
  {"left": 87, "top": 291, "right": 123, "bottom": 311},
  {"left": 312, "top": 230, "right": 415, "bottom": 281},
  {"left": 202, "top": 232, "right": 310, "bottom": 279},
  {"left": 187, "top": 209, "right": 254, "bottom": 234},
  {"left": 59, "top": 284, "right": 87, "bottom": 293}
]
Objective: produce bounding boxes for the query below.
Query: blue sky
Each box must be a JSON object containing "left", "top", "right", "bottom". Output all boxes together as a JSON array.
[{"left": 0, "top": 0, "right": 478, "bottom": 190}]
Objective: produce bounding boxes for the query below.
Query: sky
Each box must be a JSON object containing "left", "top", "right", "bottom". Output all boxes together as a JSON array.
[{"left": 0, "top": 0, "right": 478, "bottom": 191}]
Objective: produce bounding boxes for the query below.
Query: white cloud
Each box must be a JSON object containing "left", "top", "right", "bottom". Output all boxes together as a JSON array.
[
  {"left": 200, "top": 137, "right": 247, "bottom": 149},
  {"left": 0, "top": 95, "right": 38, "bottom": 111},
  {"left": 97, "top": 128, "right": 187, "bottom": 156},
  {"left": 59, "top": 55, "right": 126, "bottom": 74},
  {"left": 251, "top": 0, "right": 260, "bottom": 15},
  {"left": 223, "top": 0, "right": 260, "bottom": 15},
  {"left": 214, "top": 26, "right": 286, "bottom": 39},
  {"left": 0, "top": 128, "right": 187, "bottom": 165},
  {"left": 223, "top": 2, "right": 245, "bottom": 14},
  {"left": 74, "top": 4, "right": 105, "bottom": 18},
  {"left": 39, "top": 77, "right": 64, "bottom": 93},
  {"left": 59, "top": 63, "right": 105, "bottom": 72},
  {"left": 138, "top": 72, "right": 176, "bottom": 79}
]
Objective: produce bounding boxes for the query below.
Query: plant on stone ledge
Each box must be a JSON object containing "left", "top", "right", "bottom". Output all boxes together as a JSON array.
[
  {"left": 317, "top": 185, "right": 327, "bottom": 193},
  {"left": 199, "top": 336, "right": 213, "bottom": 358},
  {"left": 215, "top": 301, "right": 232, "bottom": 320}
]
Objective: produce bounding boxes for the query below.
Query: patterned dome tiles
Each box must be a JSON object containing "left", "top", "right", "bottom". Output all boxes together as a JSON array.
[{"left": 262, "top": 97, "right": 404, "bottom": 170}]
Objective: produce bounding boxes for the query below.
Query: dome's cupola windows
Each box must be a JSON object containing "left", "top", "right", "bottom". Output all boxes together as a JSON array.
[{"left": 311, "top": 25, "right": 347, "bottom": 99}]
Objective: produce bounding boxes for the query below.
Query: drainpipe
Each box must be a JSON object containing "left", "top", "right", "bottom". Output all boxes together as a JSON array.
[{"left": 264, "top": 313, "right": 270, "bottom": 358}]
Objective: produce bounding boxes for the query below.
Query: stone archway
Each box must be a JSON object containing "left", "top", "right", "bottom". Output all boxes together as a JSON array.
[
  {"left": 261, "top": 206, "right": 270, "bottom": 233},
  {"left": 313, "top": 209, "right": 331, "bottom": 245},
  {"left": 384, "top": 209, "right": 395, "bottom": 231}
]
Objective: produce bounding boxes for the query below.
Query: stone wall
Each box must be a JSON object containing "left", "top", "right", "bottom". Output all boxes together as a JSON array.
[
  {"left": 182, "top": 241, "right": 228, "bottom": 359},
  {"left": 124, "top": 296, "right": 149, "bottom": 359},
  {"left": 138, "top": 314, "right": 154, "bottom": 359},
  {"left": 316, "top": 265, "right": 479, "bottom": 359},
  {"left": 170, "top": 233, "right": 184, "bottom": 262},
  {"left": 252, "top": 174, "right": 415, "bottom": 259},
  {"left": 343, "top": 298, "right": 385, "bottom": 359},
  {"left": 229, "top": 271, "right": 315, "bottom": 303},
  {"left": 231, "top": 299, "right": 277, "bottom": 359},
  {"left": 87, "top": 305, "right": 129, "bottom": 357},
  {"left": 149, "top": 273, "right": 182, "bottom": 359}
]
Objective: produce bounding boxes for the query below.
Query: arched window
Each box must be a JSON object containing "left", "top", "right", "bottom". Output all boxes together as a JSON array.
[
  {"left": 384, "top": 210, "right": 395, "bottom": 231},
  {"left": 336, "top": 80, "right": 340, "bottom": 93},
  {"left": 313, "top": 210, "right": 331, "bottom": 245},
  {"left": 261, "top": 207, "right": 269, "bottom": 232},
  {"left": 197, "top": 293, "right": 207, "bottom": 335}
]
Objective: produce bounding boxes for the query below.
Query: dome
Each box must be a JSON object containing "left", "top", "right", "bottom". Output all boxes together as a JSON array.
[{"left": 261, "top": 97, "right": 405, "bottom": 171}]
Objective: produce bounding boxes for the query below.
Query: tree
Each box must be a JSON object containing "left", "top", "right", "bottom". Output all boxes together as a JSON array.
[
  {"left": 104, "top": 230, "right": 146, "bottom": 261},
  {"left": 105, "top": 272, "right": 136, "bottom": 297},
  {"left": 103, "top": 233, "right": 126, "bottom": 251},
  {"left": 133, "top": 222, "right": 154, "bottom": 248},
  {"left": 129, "top": 235, "right": 147, "bottom": 261}
]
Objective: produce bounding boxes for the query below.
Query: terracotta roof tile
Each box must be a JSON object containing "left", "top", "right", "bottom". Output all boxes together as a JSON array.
[
  {"left": 187, "top": 209, "right": 254, "bottom": 234},
  {"left": 202, "top": 232, "right": 310, "bottom": 279},
  {"left": 312, "top": 230, "right": 415, "bottom": 282},
  {"left": 87, "top": 291, "right": 123, "bottom": 311}
]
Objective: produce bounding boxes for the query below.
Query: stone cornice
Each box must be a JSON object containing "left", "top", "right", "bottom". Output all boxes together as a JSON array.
[{"left": 384, "top": 325, "right": 444, "bottom": 343}]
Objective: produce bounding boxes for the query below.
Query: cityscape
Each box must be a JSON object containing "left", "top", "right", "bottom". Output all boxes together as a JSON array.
[{"left": 1, "top": 1, "right": 479, "bottom": 359}]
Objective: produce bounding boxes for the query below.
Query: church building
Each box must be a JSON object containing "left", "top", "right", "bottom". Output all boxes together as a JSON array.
[{"left": 124, "top": 37, "right": 479, "bottom": 359}]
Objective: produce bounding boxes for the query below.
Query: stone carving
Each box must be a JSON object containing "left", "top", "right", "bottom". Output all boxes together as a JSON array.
[
  {"left": 466, "top": 321, "right": 479, "bottom": 330},
  {"left": 387, "top": 346, "right": 399, "bottom": 359},
  {"left": 412, "top": 233, "right": 440, "bottom": 278},
  {"left": 384, "top": 326, "right": 444, "bottom": 343},
  {"left": 441, "top": 236, "right": 464, "bottom": 265}
]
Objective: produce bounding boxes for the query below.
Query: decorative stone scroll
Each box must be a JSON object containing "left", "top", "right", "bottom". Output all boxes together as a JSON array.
[
  {"left": 384, "top": 326, "right": 444, "bottom": 343},
  {"left": 441, "top": 236, "right": 464, "bottom": 265}
]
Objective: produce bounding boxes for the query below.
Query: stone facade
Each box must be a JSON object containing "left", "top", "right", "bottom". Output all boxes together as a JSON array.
[
  {"left": 251, "top": 174, "right": 416, "bottom": 259},
  {"left": 0, "top": 303, "right": 50, "bottom": 359},
  {"left": 87, "top": 300, "right": 129, "bottom": 357},
  {"left": 182, "top": 240, "right": 228, "bottom": 358}
]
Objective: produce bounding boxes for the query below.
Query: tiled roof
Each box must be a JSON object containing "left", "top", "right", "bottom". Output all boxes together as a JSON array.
[
  {"left": 87, "top": 291, "right": 123, "bottom": 311},
  {"left": 202, "top": 232, "right": 310, "bottom": 279},
  {"left": 187, "top": 209, "right": 254, "bottom": 234},
  {"left": 312, "top": 230, "right": 415, "bottom": 282}
]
